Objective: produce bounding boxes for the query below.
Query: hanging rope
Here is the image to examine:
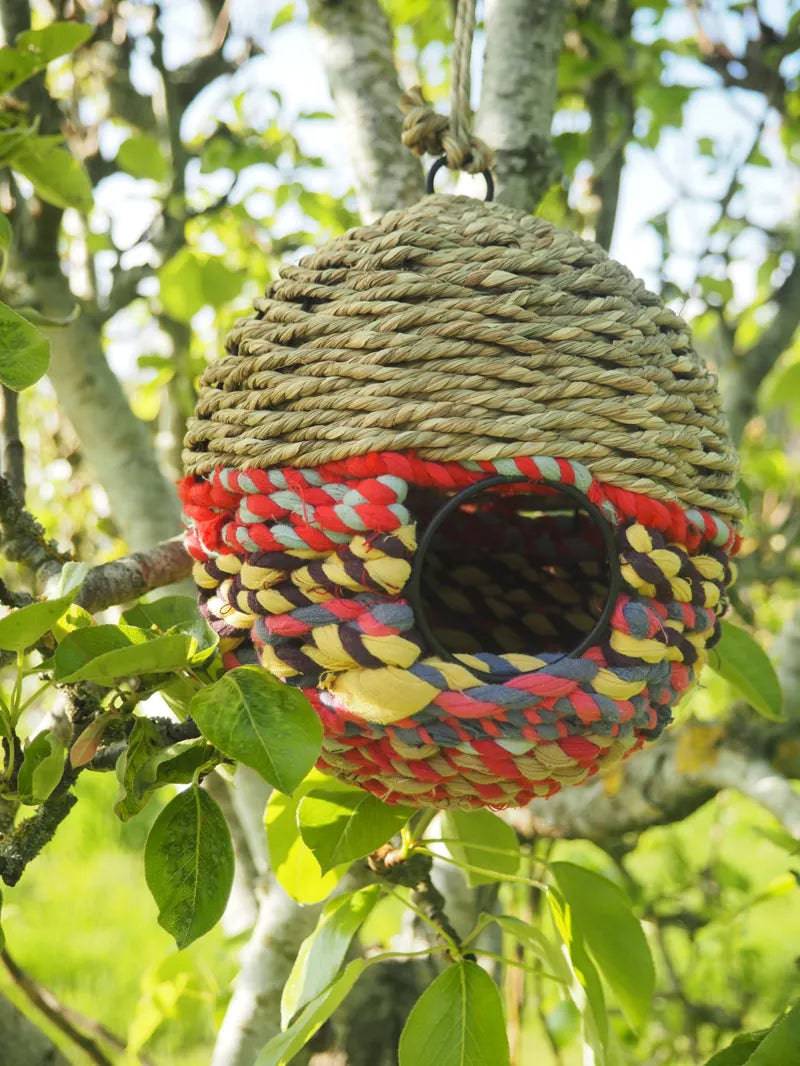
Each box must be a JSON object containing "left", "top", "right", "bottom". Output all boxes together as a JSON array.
[{"left": 399, "top": 0, "right": 494, "bottom": 175}]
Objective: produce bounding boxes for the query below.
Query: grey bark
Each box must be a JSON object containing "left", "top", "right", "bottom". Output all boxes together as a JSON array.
[
  {"left": 2, "top": 0, "right": 183, "bottom": 553},
  {"left": 307, "top": 0, "right": 424, "bottom": 219},
  {"left": 210, "top": 881, "right": 320, "bottom": 1066},
  {"left": 33, "top": 269, "right": 183, "bottom": 551},
  {"left": 511, "top": 728, "right": 716, "bottom": 843},
  {"left": 0, "top": 994, "right": 69, "bottom": 1066},
  {"left": 476, "top": 0, "right": 566, "bottom": 211},
  {"left": 512, "top": 729, "right": 800, "bottom": 845}
]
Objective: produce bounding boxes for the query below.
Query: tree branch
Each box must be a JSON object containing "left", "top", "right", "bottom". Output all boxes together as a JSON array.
[
  {"left": 30, "top": 268, "right": 184, "bottom": 551},
  {"left": 1, "top": 948, "right": 130, "bottom": 1066},
  {"left": 724, "top": 249, "right": 800, "bottom": 443},
  {"left": 587, "top": 0, "right": 634, "bottom": 250},
  {"left": 5, "top": 2, "right": 184, "bottom": 553},
  {"left": 476, "top": 0, "right": 566, "bottom": 211},
  {"left": 0, "top": 475, "right": 69, "bottom": 586},
  {"left": 307, "top": 0, "right": 424, "bottom": 220},
  {"left": 0, "top": 992, "right": 70, "bottom": 1066},
  {"left": 512, "top": 727, "right": 717, "bottom": 843},
  {"left": 0, "top": 688, "right": 101, "bottom": 887},
  {"left": 210, "top": 880, "right": 320, "bottom": 1066},
  {"left": 1, "top": 389, "right": 25, "bottom": 500},
  {"left": 74, "top": 536, "right": 192, "bottom": 612}
]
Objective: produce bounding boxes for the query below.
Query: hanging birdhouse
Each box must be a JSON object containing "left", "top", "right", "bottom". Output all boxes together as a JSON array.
[{"left": 180, "top": 190, "right": 740, "bottom": 809}]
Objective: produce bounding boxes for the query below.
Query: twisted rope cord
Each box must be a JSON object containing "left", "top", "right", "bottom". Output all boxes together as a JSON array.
[
  {"left": 180, "top": 454, "right": 738, "bottom": 562},
  {"left": 184, "top": 454, "right": 735, "bottom": 808},
  {"left": 399, "top": 0, "right": 494, "bottom": 173}
]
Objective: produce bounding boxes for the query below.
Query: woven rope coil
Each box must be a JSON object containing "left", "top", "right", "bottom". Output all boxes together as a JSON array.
[
  {"left": 183, "top": 190, "right": 741, "bottom": 808},
  {"left": 184, "top": 194, "right": 741, "bottom": 522}
]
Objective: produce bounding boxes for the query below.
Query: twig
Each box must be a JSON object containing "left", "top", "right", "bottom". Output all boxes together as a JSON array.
[
  {"left": 0, "top": 688, "right": 99, "bottom": 886},
  {"left": 0, "top": 475, "right": 69, "bottom": 585},
  {"left": 1, "top": 388, "right": 25, "bottom": 500},
  {"left": 88, "top": 717, "right": 201, "bottom": 771},
  {"left": 2, "top": 948, "right": 121, "bottom": 1066},
  {"left": 368, "top": 846, "right": 464, "bottom": 956},
  {"left": 75, "top": 536, "right": 192, "bottom": 612}
]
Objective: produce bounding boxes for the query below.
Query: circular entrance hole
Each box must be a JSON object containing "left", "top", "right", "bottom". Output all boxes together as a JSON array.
[{"left": 407, "top": 476, "right": 619, "bottom": 673}]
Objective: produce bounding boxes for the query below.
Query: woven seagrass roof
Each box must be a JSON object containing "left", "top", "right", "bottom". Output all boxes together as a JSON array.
[{"left": 184, "top": 193, "right": 741, "bottom": 520}]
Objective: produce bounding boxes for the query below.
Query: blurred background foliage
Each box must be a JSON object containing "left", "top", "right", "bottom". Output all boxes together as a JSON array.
[{"left": 1, "top": 0, "right": 800, "bottom": 1063}]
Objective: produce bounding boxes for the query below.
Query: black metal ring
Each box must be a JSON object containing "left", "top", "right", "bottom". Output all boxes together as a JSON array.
[
  {"left": 406, "top": 474, "right": 622, "bottom": 682},
  {"left": 426, "top": 156, "right": 495, "bottom": 202}
]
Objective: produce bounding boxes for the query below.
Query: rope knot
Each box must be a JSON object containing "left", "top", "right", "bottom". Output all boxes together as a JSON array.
[{"left": 400, "top": 85, "right": 494, "bottom": 176}]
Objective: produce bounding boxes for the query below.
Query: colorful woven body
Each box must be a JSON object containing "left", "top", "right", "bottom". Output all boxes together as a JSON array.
[{"left": 182, "top": 194, "right": 741, "bottom": 809}]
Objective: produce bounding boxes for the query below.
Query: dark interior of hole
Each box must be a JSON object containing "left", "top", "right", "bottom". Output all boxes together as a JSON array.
[{"left": 408, "top": 484, "right": 612, "bottom": 658}]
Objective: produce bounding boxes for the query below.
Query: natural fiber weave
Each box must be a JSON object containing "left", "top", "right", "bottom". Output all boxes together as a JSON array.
[
  {"left": 184, "top": 194, "right": 741, "bottom": 521},
  {"left": 183, "top": 191, "right": 741, "bottom": 808}
]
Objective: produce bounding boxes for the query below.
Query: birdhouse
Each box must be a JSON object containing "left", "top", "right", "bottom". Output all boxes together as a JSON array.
[{"left": 180, "top": 193, "right": 740, "bottom": 809}]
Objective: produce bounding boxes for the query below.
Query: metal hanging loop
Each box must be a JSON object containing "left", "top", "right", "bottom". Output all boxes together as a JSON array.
[{"left": 426, "top": 156, "right": 494, "bottom": 202}]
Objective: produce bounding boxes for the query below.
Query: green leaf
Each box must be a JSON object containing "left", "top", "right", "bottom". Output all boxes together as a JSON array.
[
  {"left": 297, "top": 788, "right": 412, "bottom": 874},
  {"left": 264, "top": 781, "right": 342, "bottom": 904},
  {"left": 18, "top": 730, "right": 66, "bottom": 805},
  {"left": 54, "top": 624, "right": 194, "bottom": 685},
  {"left": 551, "top": 862, "right": 655, "bottom": 1031},
  {"left": 144, "top": 785, "right": 234, "bottom": 949},
  {"left": 54, "top": 561, "right": 89, "bottom": 598},
  {"left": 11, "top": 135, "right": 92, "bottom": 212},
  {"left": 0, "top": 214, "right": 11, "bottom": 259},
  {"left": 158, "top": 249, "right": 247, "bottom": 322},
  {"left": 116, "top": 720, "right": 219, "bottom": 820},
  {"left": 15, "top": 22, "right": 93, "bottom": 64},
  {"left": 115, "top": 718, "right": 166, "bottom": 821},
  {"left": 708, "top": 621, "right": 784, "bottom": 721},
  {"left": 705, "top": 1031, "right": 770, "bottom": 1066},
  {"left": 122, "top": 596, "right": 218, "bottom": 663},
  {"left": 0, "top": 22, "right": 90, "bottom": 93},
  {"left": 440, "top": 809, "right": 521, "bottom": 885},
  {"left": 117, "top": 133, "right": 170, "bottom": 182},
  {"left": 257, "top": 959, "right": 366, "bottom": 1066},
  {"left": 742, "top": 1002, "right": 800, "bottom": 1065},
  {"left": 270, "top": 2, "right": 295, "bottom": 30},
  {"left": 0, "top": 50, "right": 39, "bottom": 94},
  {"left": 570, "top": 931, "right": 609, "bottom": 1063},
  {"left": 398, "top": 961, "right": 510, "bottom": 1066},
  {"left": 54, "top": 624, "right": 137, "bottom": 677},
  {"left": 0, "top": 300, "right": 50, "bottom": 391},
  {"left": 154, "top": 743, "right": 219, "bottom": 785},
  {"left": 281, "top": 885, "right": 382, "bottom": 1027},
  {"left": 0, "top": 592, "right": 75, "bottom": 652},
  {"left": 548, "top": 891, "right": 608, "bottom": 1063},
  {"left": 760, "top": 361, "right": 800, "bottom": 414},
  {"left": 189, "top": 667, "right": 321, "bottom": 794},
  {"left": 485, "top": 915, "right": 571, "bottom": 984}
]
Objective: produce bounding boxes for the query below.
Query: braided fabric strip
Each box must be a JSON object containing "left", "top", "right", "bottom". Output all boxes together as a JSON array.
[
  {"left": 181, "top": 453, "right": 737, "bottom": 809},
  {"left": 184, "top": 194, "right": 741, "bottom": 522}
]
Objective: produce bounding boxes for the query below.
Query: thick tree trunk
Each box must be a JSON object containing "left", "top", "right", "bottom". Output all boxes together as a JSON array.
[
  {"left": 307, "top": 0, "right": 424, "bottom": 219},
  {"left": 210, "top": 881, "right": 319, "bottom": 1066},
  {"left": 476, "top": 0, "right": 566, "bottom": 210},
  {"left": 32, "top": 269, "right": 183, "bottom": 551}
]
